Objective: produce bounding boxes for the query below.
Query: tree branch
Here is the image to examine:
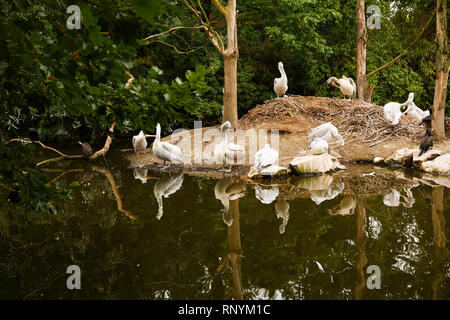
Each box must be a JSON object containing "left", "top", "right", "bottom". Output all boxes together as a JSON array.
[
  {"left": 143, "top": 25, "right": 204, "bottom": 41},
  {"left": 148, "top": 40, "right": 207, "bottom": 55},
  {"left": 367, "top": 9, "right": 436, "bottom": 78},
  {"left": 212, "top": 0, "right": 227, "bottom": 17}
]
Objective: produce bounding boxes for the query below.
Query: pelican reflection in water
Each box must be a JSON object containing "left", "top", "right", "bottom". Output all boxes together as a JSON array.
[
  {"left": 383, "top": 186, "right": 417, "bottom": 208},
  {"left": 214, "top": 178, "right": 246, "bottom": 226},
  {"left": 255, "top": 185, "right": 279, "bottom": 204},
  {"left": 328, "top": 196, "right": 356, "bottom": 216},
  {"left": 133, "top": 167, "right": 148, "bottom": 184},
  {"left": 275, "top": 197, "right": 290, "bottom": 234},
  {"left": 154, "top": 173, "right": 184, "bottom": 220}
]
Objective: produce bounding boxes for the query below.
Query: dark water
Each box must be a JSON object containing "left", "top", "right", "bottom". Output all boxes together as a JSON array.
[{"left": 0, "top": 148, "right": 449, "bottom": 300}]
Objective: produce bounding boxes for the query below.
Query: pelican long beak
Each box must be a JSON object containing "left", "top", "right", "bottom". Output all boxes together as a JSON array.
[{"left": 145, "top": 134, "right": 157, "bottom": 138}]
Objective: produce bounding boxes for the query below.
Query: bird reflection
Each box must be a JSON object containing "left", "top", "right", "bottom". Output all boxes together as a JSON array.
[
  {"left": 133, "top": 167, "right": 148, "bottom": 184},
  {"left": 154, "top": 173, "right": 184, "bottom": 220},
  {"left": 383, "top": 186, "right": 417, "bottom": 208},
  {"left": 255, "top": 185, "right": 279, "bottom": 204},
  {"left": 275, "top": 198, "right": 289, "bottom": 234},
  {"left": 214, "top": 178, "right": 246, "bottom": 226},
  {"left": 310, "top": 182, "right": 345, "bottom": 205},
  {"left": 328, "top": 196, "right": 356, "bottom": 216}
]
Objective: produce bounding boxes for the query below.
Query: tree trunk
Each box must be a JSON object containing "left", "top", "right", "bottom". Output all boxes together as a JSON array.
[
  {"left": 432, "top": 0, "right": 448, "bottom": 140},
  {"left": 356, "top": 0, "right": 368, "bottom": 101},
  {"left": 223, "top": 54, "right": 239, "bottom": 129},
  {"left": 227, "top": 199, "right": 243, "bottom": 300},
  {"left": 221, "top": 0, "right": 239, "bottom": 129}
]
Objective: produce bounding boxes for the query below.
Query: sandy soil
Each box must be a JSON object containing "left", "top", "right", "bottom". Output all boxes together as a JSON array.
[{"left": 128, "top": 96, "right": 450, "bottom": 175}]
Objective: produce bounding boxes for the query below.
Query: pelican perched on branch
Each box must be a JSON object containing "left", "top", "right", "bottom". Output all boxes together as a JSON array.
[
  {"left": 274, "top": 62, "right": 288, "bottom": 98},
  {"left": 213, "top": 121, "right": 244, "bottom": 172},
  {"left": 153, "top": 123, "right": 183, "bottom": 168},
  {"left": 326, "top": 76, "right": 356, "bottom": 100}
]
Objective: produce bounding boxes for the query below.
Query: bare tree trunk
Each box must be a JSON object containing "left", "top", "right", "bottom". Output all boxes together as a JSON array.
[
  {"left": 221, "top": 0, "right": 239, "bottom": 128},
  {"left": 432, "top": 0, "right": 448, "bottom": 140},
  {"left": 356, "top": 0, "right": 368, "bottom": 101},
  {"left": 354, "top": 196, "right": 368, "bottom": 300}
]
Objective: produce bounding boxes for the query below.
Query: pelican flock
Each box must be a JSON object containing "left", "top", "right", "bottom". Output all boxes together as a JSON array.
[{"left": 274, "top": 62, "right": 288, "bottom": 98}]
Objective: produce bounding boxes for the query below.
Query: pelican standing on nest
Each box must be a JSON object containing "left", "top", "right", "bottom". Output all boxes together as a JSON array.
[
  {"left": 274, "top": 62, "right": 288, "bottom": 98},
  {"left": 383, "top": 92, "right": 414, "bottom": 125},
  {"left": 132, "top": 130, "right": 147, "bottom": 154},
  {"left": 213, "top": 121, "right": 244, "bottom": 172},
  {"left": 153, "top": 123, "right": 183, "bottom": 168},
  {"left": 326, "top": 76, "right": 356, "bottom": 100},
  {"left": 254, "top": 144, "right": 278, "bottom": 171}
]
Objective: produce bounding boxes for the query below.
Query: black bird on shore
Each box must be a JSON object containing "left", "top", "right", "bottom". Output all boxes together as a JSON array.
[
  {"left": 28, "top": 128, "right": 39, "bottom": 141},
  {"left": 78, "top": 141, "right": 93, "bottom": 158},
  {"left": 418, "top": 128, "right": 433, "bottom": 157}
]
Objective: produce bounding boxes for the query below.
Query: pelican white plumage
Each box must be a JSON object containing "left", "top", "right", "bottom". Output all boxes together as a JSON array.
[
  {"left": 404, "top": 97, "right": 430, "bottom": 121},
  {"left": 132, "top": 130, "right": 147, "bottom": 153},
  {"left": 400, "top": 186, "right": 416, "bottom": 208},
  {"left": 308, "top": 122, "right": 344, "bottom": 146},
  {"left": 153, "top": 123, "right": 183, "bottom": 167},
  {"left": 274, "top": 62, "right": 288, "bottom": 98},
  {"left": 275, "top": 198, "right": 289, "bottom": 234},
  {"left": 214, "top": 178, "right": 246, "bottom": 226},
  {"left": 326, "top": 75, "right": 357, "bottom": 100},
  {"left": 383, "top": 92, "right": 414, "bottom": 125},
  {"left": 309, "top": 137, "right": 329, "bottom": 155},
  {"left": 213, "top": 121, "right": 244, "bottom": 172},
  {"left": 254, "top": 144, "right": 279, "bottom": 171},
  {"left": 133, "top": 167, "right": 148, "bottom": 184},
  {"left": 255, "top": 185, "right": 279, "bottom": 204},
  {"left": 154, "top": 173, "right": 184, "bottom": 220}
]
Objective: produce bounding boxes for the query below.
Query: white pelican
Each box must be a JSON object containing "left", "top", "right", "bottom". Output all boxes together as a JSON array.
[
  {"left": 400, "top": 186, "right": 416, "bottom": 208},
  {"left": 274, "top": 62, "right": 288, "bottom": 98},
  {"left": 383, "top": 92, "right": 414, "bottom": 125},
  {"left": 326, "top": 76, "right": 356, "bottom": 100},
  {"left": 255, "top": 185, "right": 279, "bottom": 204},
  {"left": 254, "top": 144, "right": 279, "bottom": 171},
  {"left": 154, "top": 173, "right": 184, "bottom": 220},
  {"left": 275, "top": 198, "right": 289, "bottom": 234},
  {"left": 132, "top": 130, "right": 147, "bottom": 153},
  {"left": 153, "top": 123, "right": 183, "bottom": 167},
  {"left": 133, "top": 167, "right": 148, "bottom": 184},
  {"left": 213, "top": 121, "right": 244, "bottom": 172},
  {"left": 308, "top": 122, "right": 344, "bottom": 146},
  {"left": 404, "top": 97, "right": 430, "bottom": 121},
  {"left": 214, "top": 178, "right": 246, "bottom": 226},
  {"left": 309, "top": 137, "right": 329, "bottom": 155}
]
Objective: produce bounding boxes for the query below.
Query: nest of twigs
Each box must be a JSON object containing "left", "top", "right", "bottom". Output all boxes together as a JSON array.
[{"left": 239, "top": 96, "right": 424, "bottom": 144}]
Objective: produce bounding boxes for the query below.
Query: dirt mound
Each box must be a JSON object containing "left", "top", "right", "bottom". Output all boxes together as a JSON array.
[{"left": 240, "top": 96, "right": 423, "bottom": 145}]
